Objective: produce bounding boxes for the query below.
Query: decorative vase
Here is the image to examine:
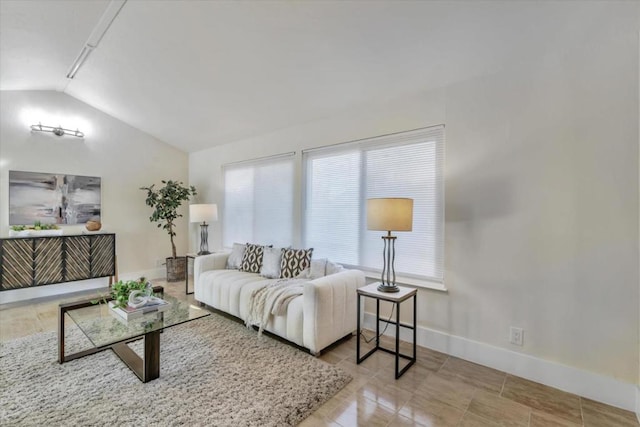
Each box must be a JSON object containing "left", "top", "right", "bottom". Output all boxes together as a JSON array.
[{"left": 85, "top": 220, "right": 102, "bottom": 231}]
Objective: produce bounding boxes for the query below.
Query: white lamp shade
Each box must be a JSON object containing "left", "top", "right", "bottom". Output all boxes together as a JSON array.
[
  {"left": 190, "top": 204, "right": 218, "bottom": 223},
  {"left": 367, "top": 198, "right": 413, "bottom": 231}
]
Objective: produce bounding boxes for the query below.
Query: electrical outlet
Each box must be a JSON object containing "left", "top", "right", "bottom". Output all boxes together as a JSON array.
[{"left": 509, "top": 327, "right": 523, "bottom": 346}]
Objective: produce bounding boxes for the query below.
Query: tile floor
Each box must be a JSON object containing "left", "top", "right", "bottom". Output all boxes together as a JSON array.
[{"left": 1, "top": 279, "right": 637, "bottom": 427}]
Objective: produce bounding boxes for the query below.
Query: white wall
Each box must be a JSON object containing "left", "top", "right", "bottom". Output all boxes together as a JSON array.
[
  {"left": 0, "top": 90, "right": 189, "bottom": 302},
  {"left": 189, "top": 12, "right": 639, "bottom": 395}
]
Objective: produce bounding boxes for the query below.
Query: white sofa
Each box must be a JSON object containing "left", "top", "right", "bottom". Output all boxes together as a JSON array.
[{"left": 194, "top": 252, "right": 364, "bottom": 355}]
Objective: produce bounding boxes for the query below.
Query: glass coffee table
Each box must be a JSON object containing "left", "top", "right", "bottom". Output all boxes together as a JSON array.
[{"left": 58, "top": 286, "right": 210, "bottom": 382}]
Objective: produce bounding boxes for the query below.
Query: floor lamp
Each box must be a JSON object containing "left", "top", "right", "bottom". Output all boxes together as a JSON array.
[
  {"left": 367, "top": 198, "right": 413, "bottom": 293},
  {"left": 190, "top": 204, "right": 218, "bottom": 255}
]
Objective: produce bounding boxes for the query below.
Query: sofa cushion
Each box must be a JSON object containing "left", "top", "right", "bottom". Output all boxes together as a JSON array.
[
  {"left": 226, "top": 243, "right": 246, "bottom": 269},
  {"left": 237, "top": 280, "right": 305, "bottom": 346},
  {"left": 197, "top": 269, "right": 274, "bottom": 317},
  {"left": 280, "top": 248, "right": 313, "bottom": 278},
  {"left": 239, "top": 243, "right": 266, "bottom": 273}
]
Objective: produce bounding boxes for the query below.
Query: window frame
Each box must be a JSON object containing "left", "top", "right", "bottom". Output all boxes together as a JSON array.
[{"left": 302, "top": 125, "right": 445, "bottom": 290}]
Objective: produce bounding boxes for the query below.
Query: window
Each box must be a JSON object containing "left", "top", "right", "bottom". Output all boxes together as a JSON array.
[
  {"left": 303, "top": 126, "right": 444, "bottom": 283},
  {"left": 223, "top": 154, "right": 294, "bottom": 248}
]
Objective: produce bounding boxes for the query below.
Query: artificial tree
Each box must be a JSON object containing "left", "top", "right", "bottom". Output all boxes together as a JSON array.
[{"left": 141, "top": 180, "right": 196, "bottom": 281}]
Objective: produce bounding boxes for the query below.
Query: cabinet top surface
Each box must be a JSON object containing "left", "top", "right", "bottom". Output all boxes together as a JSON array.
[{"left": 1, "top": 233, "right": 115, "bottom": 241}]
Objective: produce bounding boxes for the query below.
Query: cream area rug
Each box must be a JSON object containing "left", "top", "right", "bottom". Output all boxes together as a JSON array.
[{"left": 0, "top": 314, "right": 351, "bottom": 426}]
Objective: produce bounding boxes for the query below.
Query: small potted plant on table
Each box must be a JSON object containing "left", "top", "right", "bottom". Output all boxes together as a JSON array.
[
  {"left": 141, "top": 180, "right": 197, "bottom": 282},
  {"left": 109, "top": 277, "right": 151, "bottom": 308}
]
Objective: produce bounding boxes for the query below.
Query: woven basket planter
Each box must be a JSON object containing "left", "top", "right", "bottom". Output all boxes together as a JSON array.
[{"left": 166, "top": 257, "right": 186, "bottom": 282}]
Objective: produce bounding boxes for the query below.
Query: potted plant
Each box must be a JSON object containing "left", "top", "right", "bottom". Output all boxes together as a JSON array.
[
  {"left": 9, "top": 221, "right": 62, "bottom": 237},
  {"left": 108, "top": 278, "right": 151, "bottom": 308},
  {"left": 141, "top": 180, "right": 197, "bottom": 282},
  {"left": 91, "top": 277, "right": 151, "bottom": 307}
]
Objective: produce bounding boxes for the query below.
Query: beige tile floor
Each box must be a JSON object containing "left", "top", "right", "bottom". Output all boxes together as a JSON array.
[{"left": 1, "top": 279, "right": 638, "bottom": 427}]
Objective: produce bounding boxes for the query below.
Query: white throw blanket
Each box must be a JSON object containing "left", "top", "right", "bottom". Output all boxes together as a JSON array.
[{"left": 246, "top": 278, "right": 306, "bottom": 334}]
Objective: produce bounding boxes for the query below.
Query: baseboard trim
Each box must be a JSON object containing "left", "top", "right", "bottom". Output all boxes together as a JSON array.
[
  {"left": 0, "top": 268, "right": 166, "bottom": 305},
  {"left": 0, "top": 278, "right": 109, "bottom": 305},
  {"left": 363, "top": 312, "right": 636, "bottom": 412},
  {"left": 636, "top": 385, "right": 640, "bottom": 423},
  {"left": 128, "top": 268, "right": 166, "bottom": 282}
]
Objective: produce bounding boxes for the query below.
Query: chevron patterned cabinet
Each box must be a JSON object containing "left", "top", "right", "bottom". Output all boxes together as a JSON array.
[{"left": 0, "top": 234, "right": 116, "bottom": 291}]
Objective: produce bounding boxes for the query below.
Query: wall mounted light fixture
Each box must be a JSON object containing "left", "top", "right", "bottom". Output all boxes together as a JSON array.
[{"left": 30, "top": 123, "right": 84, "bottom": 138}]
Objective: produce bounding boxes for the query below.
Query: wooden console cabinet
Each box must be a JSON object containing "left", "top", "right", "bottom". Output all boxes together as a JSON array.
[{"left": 0, "top": 233, "right": 116, "bottom": 291}]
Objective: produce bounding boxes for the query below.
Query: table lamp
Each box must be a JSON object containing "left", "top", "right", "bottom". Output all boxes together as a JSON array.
[
  {"left": 190, "top": 204, "right": 218, "bottom": 255},
  {"left": 367, "top": 198, "right": 413, "bottom": 292}
]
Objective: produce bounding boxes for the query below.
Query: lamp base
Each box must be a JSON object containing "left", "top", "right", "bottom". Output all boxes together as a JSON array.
[
  {"left": 198, "top": 222, "right": 210, "bottom": 256},
  {"left": 377, "top": 283, "right": 400, "bottom": 293}
]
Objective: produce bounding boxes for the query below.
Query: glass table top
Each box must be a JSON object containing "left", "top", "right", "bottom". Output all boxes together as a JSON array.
[{"left": 66, "top": 293, "right": 210, "bottom": 348}]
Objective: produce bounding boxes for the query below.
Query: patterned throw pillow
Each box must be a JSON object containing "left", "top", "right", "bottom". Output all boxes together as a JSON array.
[
  {"left": 280, "top": 248, "right": 313, "bottom": 278},
  {"left": 239, "top": 243, "right": 266, "bottom": 273}
]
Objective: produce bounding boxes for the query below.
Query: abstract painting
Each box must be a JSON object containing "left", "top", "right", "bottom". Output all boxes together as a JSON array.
[{"left": 9, "top": 171, "right": 101, "bottom": 225}]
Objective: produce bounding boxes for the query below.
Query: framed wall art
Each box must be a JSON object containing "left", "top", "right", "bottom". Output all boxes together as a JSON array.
[{"left": 9, "top": 170, "right": 101, "bottom": 225}]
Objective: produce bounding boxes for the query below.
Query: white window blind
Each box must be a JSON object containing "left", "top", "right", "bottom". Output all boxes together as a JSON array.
[
  {"left": 223, "top": 154, "right": 294, "bottom": 248},
  {"left": 303, "top": 126, "right": 444, "bottom": 282},
  {"left": 304, "top": 150, "right": 361, "bottom": 265}
]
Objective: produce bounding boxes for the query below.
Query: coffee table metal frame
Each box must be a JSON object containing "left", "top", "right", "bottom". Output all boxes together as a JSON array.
[{"left": 58, "top": 285, "right": 171, "bottom": 383}]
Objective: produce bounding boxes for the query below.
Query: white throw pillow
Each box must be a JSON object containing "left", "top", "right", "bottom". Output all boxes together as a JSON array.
[
  {"left": 325, "top": 260, "right": 345, "bottom": 276},
  {"left": 260, "top": 247, "right": 283, "bottom": 279},
  {"left": 310, "top": 258, "right": 328, "bottom": 279},
  {"left": 296, "top": 258, "right": 329, "bottom": 280},
  {"left": 226, "top": 243, "right": 246, "bottom": 269},
  {"left": 296, "top": 268, "right": 310, "bottom": 279}
]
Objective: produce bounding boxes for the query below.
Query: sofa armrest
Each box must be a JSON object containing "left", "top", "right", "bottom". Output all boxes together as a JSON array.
[
  {"left": 302, "top": 269, "right": 365, "bottom": 354},
  {"left": 193, "top": 252, "right": 230, "bottom": 286}
]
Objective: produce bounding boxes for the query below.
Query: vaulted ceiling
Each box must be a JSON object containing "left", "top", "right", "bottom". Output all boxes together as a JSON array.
[{"left": 1, "top": 0, "right": 637, "bottom": 152}]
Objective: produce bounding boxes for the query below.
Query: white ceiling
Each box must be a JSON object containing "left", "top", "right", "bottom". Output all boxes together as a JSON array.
[{"left": 1, "top": 0, "right": 637, "bottom": 153}]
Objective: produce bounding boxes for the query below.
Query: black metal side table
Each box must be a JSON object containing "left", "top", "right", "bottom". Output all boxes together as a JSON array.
[
  {"left": 185, "top": 253, "right": 198, "bottom": 295},
  {"left": 185, "top": 252, "right": 217, "bottom": 295},
  {"left": 356, "top": 282, "right": 417, "bottom": 379}
]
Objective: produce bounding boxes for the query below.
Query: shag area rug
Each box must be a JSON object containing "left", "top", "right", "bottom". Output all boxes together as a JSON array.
[{"left": 0, "top": 314, "right": 351, "bottom": 426}]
